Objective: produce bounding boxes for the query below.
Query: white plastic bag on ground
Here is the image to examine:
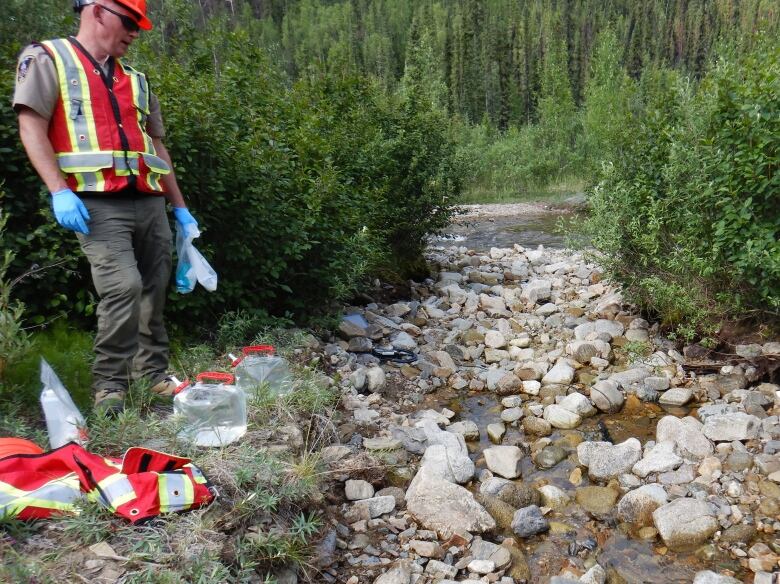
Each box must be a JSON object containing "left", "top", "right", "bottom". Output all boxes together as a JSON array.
[
  {"left": 175, "top": 225, "right": 218, "bottom": 293},
  {"left": 40, "top": 358, "right": 87, "bottom": 448}
]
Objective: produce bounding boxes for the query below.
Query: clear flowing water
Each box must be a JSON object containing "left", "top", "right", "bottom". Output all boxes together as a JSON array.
[
  {"left": 432, "top": 211, "right": 583, "bottom": 252},
  {"left": 434, "top": 392, "right": 744, "bottom": 583},
  {"left": 419, "top": 202, "right": 745, "bottom": 581}
]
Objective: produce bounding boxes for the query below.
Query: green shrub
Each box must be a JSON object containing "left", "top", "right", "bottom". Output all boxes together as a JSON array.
[{"left": 582, "top": 37, "right": 779, "bottom": 336}]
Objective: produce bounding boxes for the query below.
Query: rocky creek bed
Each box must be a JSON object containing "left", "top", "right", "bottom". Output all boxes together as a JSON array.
[{"left": 314, "top": 215, "right": 780, "bottom": 584}]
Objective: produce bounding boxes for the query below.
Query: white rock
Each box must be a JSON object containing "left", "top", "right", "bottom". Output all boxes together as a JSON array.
[
  {"left": 447, "top": 420, "right": 480, "bottom": 441},
  {"left": 577, "top": 438, "right": 642, "bottom": 481},
  {"left": 484, "top": 445, "right": 523, "bottom": 479},
  {"left": 520, "top": 279, "right": 552, "bottom": 304},
  {"left": 536, "top": 303, "right": 559, "bottom": 316},
  {"left": 374, "top": 560, "right": 412, "bottom": 584},
  {"left": 484, "top": 348, "right": 509, "bottom": 363},
  {"left": 479, "top": 476, "right": 511, "bottom": 497},
  {"left": 692, "top": 571, "right": 741, "bottom": 584},
  {"left": 417, "top": 422, "right": 474, "bottom": 484},
  {"left": 500, "top": 407, "right": 523, "bottom": 423},
  {"left": 543, "top": 405, "right": 582, "bottom": 429},
  {"left": 405, "top": 466, "right": 495, "bottom": 538},
  {"left": 366, "top": 367, "right": 387, "bottom": 392},
  {"left": 652, "top": 498, "right": 717, "bottom": 551},
  {"left": 702, "top": 413, "right": 761, "bottom": 441},
  {"left": 345, "top": 479, "right": 375, "bottom": 501},
  {"left": 617, "top": 484, "right": 668, "bottom": 526},
  {"left": 609, "top": 367, "right": 651, "bottom": 389},
  {"left": 632, "top": 441, "right": 683, "bottom": 478},
  {"left": 487, "top": 423, "right": 506, "bottom": 443},
  {"left": 538, "top": 485, "right": 570, "bottom": 509},
  {"left": 501, "top": 395, "right": 522, "bottom": 408},
  {"left": 590, "top": 380, "right": 624, "bottom": 413},
  {"left": 526, "top": 247, "right": 548, "bottom": 266},
  {"left": 558, "top": 393, "right": 597, "bottom": 418},
  {"left": 485, "top": 369, "right": 507, "bottom": 391},
  {"left": 580, "top": 564, "right": 607, "bottom": 584},
  {"left": 484, "top": 330, "right": 507, "bottom": 349},
  {"left": 467, "top": 559, "right": 495, "bottom": 575},
  {"left": 542, "top": 361, "right": 575, "bottom": 386},
  {"left": 522, "top": 380, "right": 541, "bottom": 395},
  {"left": 419, "top": 444, "right": 474, "bottom": 485},
  {"left": 656, "top": 416, "right": 713, "bottom": 460},
  {"left": 350, "top": 368, "right": 367, "bottom": 391},
  {"left": 441, "top": 284, "right": 468, "bottom": 305},
  {"left": 430, "top": 350, "right": 457, "bottom": 372},
  {"left": 658, "top": 387, "right": 693, "bottom": 406},
  {"left": 391, "top": 332, "right": 418, "bottom": 351},
  {"left": 354, "top": 495, "right": 396, "bottom": 518},
  {"left": 479, "top": 294, "right": 507, "bottom": 315},
  {"left": 574, "top": 319, "right": 625, "bottom": 341}
]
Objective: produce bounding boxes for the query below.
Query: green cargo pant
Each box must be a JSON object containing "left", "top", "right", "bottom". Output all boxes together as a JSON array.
[{"left": 76, "top": 195, "right": 172, "bottom": 395}]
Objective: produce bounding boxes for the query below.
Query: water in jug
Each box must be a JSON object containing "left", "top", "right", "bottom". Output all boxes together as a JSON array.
[
  {"left": 231, "top": 345, "right": 293, "bottom": 397},
  {"left": 173, "top": 372, "right": 247, "bottom": 447}
]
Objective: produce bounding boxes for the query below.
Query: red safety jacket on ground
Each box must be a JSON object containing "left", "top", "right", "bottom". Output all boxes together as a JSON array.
[
  {"left": 40, "top": 37, "right": 171, "bottom": 194},
  {"left": 0, "top": 442, "right": 215, "bottom": 523}
]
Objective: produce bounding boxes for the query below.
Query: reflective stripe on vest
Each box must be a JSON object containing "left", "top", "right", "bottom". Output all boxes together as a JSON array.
[
  {"left": 56, "top": 151, "right": 170, "bottom": 175},
  {"left": 158, "top": 473, "right": 194, "bottom": 513},
  {"left": 41, "top": 38, "right": 104, "bottom": 192},
  {"left": 94, "top": 473, "right": 136, "bottom": 511},
  {"left": 121, "top": 61, "right": 163, "bottom": 191},
  {"left": 0, "top": 475, "right": 82, "bottom": 517},
  {"left": 40, "top": 39, "right": 170, "bottom": 192},
  {"left": 185, "top": 463, "right": 208, "bottom": 485}
]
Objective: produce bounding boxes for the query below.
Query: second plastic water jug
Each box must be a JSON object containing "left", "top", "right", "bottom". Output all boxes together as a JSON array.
[
  {"left": 173, "top": 372, "right": 247, "bottom": 447},
  {"left": 231, "top": 345, "right": 293, "bottom": 397}
]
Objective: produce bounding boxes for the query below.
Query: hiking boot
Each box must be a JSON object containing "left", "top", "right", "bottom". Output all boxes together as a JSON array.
[
  {"left": 150, "top": 376, "right": 180, "bottom": 397},
  {"left": 94, "top": 388, "right": 126, "bottom": 416}
]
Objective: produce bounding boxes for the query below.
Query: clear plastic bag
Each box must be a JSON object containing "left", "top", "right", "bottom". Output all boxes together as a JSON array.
[
  {"left": 173, "top": 372, "right": 246, "bottom": 447},
  {"left": 232, "top": 345, "right": 293, "bottom": 397},
  {"left": 40, "top": 358, "right": 87, "bottom": 448},
  {"left": 175, "top": 224, "right": 218, "bottom": 293}
]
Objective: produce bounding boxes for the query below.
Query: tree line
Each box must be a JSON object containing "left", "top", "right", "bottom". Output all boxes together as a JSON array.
[{"left": 236, "top": 0, "right": 778, "bottom": 128}]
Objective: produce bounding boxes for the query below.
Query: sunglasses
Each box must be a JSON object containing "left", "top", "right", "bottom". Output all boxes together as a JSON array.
[{"left": 96, "top": 3, "right": 140, "bottom": 33}]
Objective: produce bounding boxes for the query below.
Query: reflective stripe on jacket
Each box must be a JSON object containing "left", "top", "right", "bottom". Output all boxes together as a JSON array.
[
  {"left": 40, "top": 37, "right": 170, "bottom": 194},
  {"left": 0, "top": 443, "right": 214, "bottom": 523}
]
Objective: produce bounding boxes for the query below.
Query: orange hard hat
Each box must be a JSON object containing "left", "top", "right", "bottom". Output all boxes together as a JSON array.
[
  {"left": 114, "top": 0, "right": 153, "bottom": 31},
  {"left": 0, "top": 437, "right": 44, "bottom": 460}
]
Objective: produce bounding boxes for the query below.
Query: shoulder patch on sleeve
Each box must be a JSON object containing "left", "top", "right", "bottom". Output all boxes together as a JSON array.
[{"left": 17, "top": 56, "right": 34, "bottom": 83}]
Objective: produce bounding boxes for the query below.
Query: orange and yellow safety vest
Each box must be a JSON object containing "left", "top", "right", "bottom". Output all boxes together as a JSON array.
[
  {"left": 40, "top": 37, "right": 170, "bottom": 194},
  {"left": 0, "top": 442, "right": 214, "bottom": 523}
]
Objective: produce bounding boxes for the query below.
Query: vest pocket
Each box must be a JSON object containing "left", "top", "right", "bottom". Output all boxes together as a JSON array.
[
  {"left": 69, "top": 98, "right": 83, "bottom": 120},
  {"left": 141, "top": 153, "right": 171, "bottom": 175},
  {"left": 57, "top": 151, "right": 113, "bottom": 173}
]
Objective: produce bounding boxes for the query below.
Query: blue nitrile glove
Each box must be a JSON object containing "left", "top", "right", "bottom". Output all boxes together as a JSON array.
[
  {"left": 51, "top": 188, "right": 90, "bottom": 234},
  {"left": 172, "top": 206, "right": 199, "bottom": 238}
]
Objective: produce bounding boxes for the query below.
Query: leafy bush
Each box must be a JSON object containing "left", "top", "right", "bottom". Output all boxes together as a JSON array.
[{"left": 582, "top": 38, "right": 779, "bottom": 336}]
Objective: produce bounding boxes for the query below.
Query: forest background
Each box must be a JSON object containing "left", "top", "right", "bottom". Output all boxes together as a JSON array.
[{"left": 0, "top": 0, "right": 778, "bottom": 393}]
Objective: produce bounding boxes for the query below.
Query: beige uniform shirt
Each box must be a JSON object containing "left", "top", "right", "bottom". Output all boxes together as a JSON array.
[{"left": 13, "top": 43, "right": 165, "bottom": 138}]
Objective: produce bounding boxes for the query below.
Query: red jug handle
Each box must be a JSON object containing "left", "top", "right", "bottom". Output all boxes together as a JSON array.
[
  {"left": 173, "top": 378, "right": 191, "bottom": 395},
  {"left": 242, "top": 345, "right": 275, "bottom": 356},
  {"left": 195, "top": 372, "right": 235, "bottom": 385}
]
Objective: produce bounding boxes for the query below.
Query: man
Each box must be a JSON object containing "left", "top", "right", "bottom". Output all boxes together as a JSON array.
[{"left": 13, "top": 0, "right": 196, "bottom": 414}]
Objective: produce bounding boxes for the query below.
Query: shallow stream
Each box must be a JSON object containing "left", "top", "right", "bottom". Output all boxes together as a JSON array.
[{"left": 419, "top": 201, "right": 746, "bottom": 583}]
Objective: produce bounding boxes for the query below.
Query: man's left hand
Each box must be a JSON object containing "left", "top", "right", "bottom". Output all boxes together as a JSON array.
[{"left": 173, "top": 206, "right": 199, "bottom": 238}]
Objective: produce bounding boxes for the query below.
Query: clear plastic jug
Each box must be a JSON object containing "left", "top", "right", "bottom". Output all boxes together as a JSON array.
[
  {"left": 173, "top": 372, "right": 247, "bottom": 447},
  {"left": 231, "top": 345, "right": 293, "bottom": 397}
]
